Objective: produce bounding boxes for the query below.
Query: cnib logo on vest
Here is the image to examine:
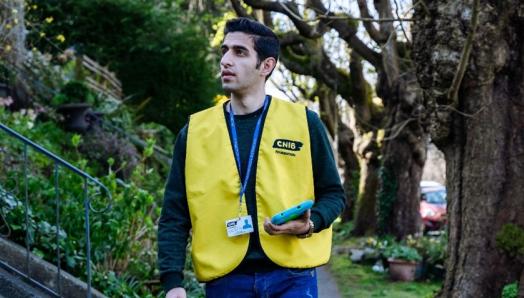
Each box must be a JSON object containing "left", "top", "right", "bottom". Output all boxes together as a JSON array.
[{"left": 273, "top": 139, "right": 302, "bottom": 157}]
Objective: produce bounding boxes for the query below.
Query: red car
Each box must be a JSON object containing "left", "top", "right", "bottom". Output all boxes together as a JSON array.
[{"left": 419, "top": 181, "right": 447, "bottom": 232}]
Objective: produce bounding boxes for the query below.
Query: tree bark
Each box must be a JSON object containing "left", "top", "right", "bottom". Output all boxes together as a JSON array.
[
  {"left": 317, "top": 84, "right": 338, "bottom": 139},
  {"left": 1, "top": 0, "right": 25, "bottom": 66},
  {"left": 337, "top": 121, "right": 359, "bottom": 222},
  {"left": 352, "top": 152, "right": 380, "bottom": 235},
  {"left": 1, "top": 0, "right": 29, "bottom": 109},
  {"left": 413, "top": 0, "right": 524, "bottom": 296},
  {"left": 378, "top": 72, "right": 427, "bottom": 238},
  {"left": 351, "top": 122, "right": 380, "bottom": 236}
]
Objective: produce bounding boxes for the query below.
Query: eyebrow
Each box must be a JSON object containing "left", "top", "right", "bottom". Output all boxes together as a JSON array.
[{"left": 221, "top": 44, "right": 249, "bottom": 52}]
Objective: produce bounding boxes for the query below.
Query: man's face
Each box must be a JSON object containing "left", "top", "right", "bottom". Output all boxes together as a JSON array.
[{"left": 220, "top": 32, "right": 264, "bottom": 94}]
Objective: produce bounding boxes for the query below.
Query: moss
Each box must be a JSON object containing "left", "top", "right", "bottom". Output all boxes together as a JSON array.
[
  {"left": 377, "top": 166, "right": 397, "bottom": 235},
  {"left": 495, "top": 224, "right": 524, "bottom": 257}
]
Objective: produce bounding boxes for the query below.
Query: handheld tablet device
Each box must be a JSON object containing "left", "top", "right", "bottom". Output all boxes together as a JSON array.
[{"left": 270, "top": 200, "right": 314, "bottom": 225}]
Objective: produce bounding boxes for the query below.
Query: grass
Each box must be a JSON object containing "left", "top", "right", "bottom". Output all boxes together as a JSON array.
[{"left": 328, "top": 254, "right": 441, "bottom": 298}]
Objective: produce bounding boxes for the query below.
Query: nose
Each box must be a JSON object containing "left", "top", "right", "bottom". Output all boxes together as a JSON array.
[{"left": 220, "top": 51, "right": 233, "bottom": 68}]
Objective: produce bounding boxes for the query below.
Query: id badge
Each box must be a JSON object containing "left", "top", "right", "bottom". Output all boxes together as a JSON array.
[{"left": 226, "top": 215, "right": 254, "bottom": 237}]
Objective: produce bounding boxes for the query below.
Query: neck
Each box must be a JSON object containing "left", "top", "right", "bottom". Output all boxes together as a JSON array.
[{"left": 229, "top": 89, "right": 267, "bottom": 115}]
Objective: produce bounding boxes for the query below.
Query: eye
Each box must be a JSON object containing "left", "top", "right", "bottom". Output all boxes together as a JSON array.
[{"left": 235, "top": 49, "right": 247, "bottom": 56}]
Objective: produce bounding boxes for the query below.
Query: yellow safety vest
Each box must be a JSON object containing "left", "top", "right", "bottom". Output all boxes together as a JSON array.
[{"left": 185, "top": 98, "right": 332, "bottom": 282}]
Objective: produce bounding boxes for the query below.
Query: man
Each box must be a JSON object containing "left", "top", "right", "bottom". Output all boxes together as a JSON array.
[{"left": 158, "top": 17, "right": 345, "bottom": 298}]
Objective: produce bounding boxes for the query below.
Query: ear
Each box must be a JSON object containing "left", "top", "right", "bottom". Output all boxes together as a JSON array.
[{"left": 259, "top": 57, "right": 277, "bottom": 77}]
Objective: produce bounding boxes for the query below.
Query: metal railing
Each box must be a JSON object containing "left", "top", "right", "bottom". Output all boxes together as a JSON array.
[{"left": 0, "top": 122, "right": 112, "bottom": 297}]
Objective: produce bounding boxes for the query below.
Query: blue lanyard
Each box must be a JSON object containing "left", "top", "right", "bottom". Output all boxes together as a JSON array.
[{"left": 228, "top": 95, "right": 269, "bottom": 213}]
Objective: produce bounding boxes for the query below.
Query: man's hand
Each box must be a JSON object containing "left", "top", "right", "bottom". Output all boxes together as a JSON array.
[
  {"left": 166, "top": 287, "right": 186, "bottom": 298},
  {"left": 264, "top": 209, "right": 311, "bottom": 235}
]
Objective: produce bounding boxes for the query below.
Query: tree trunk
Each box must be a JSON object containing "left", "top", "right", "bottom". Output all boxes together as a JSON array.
[
  {"left": 1, "top": 0, "right": 29, "bottom": 109},
  {"left": 352, "top": 155, "right": 379, "bottom": 235},
  {"left": 351, "top": 126, "right": 380, "bottom": 236},
  {"left": 317, "top": 84, "right": 361, "bottom": 223},
  {"left": 1, "top": 0, "right": 25, "bottom": 65},
  {"left": 413, "top": 1, "right": 524, "bottom": 296},
  {"left": 318, "top": 84, "right": 338, "bottom": 139},
  {"left": 347, "top": 53, "right": 381, "bottom": 236},
  {"left": 337, "top": 121, "right": 359, "bottom": 222},
  {"left": 378, "top": 73, "right": 427, "bottom": 238}
]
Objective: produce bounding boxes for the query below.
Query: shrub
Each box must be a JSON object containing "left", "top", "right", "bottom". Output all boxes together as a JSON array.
[
  {"left": 383, "top": 242, "right": 422, "bottom": 262},
  {"left": 502, "top": 282, "right": 518, "bottom": 298},
  {"left": 51, "top": 80, "right": 96, "bottom": 106},
  {"left": 496, "top": 224, "right": 524, "bottom": 258},
  {"left": 0, "top": 106, "right": 171, "bottom": 296},
  {"left": 27, "top": 0, "right": 219, "bottom": 133},
  {"left": 408, "top": 233, "right": 447, "bottom": 267}
]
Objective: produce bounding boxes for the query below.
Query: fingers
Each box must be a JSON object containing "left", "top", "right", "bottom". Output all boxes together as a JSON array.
[
  {"left": 263, "top": 214, "right": 310, "bottom": 236},
  {"left": 264, "top": 217, "right": 284, "bottom": 235},
  {"left": 300, "top": 209, "right": 311, "bottom": 221}
]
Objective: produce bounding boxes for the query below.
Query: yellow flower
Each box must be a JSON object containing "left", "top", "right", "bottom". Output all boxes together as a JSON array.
[
  {"left": 5, "top": 24, "right": 12, "bottom": 30},
  {"left": 45, "top": 16, "right": 54, "bottom": 23},
  {"left": 32, "top": 5, "right": 38, "bottom": 10},
  {"left": 13, "top": 19, "right": 18, "bottom": 25},
  {"left": 56, "top": 34, "right": 66, "bottom": 43},
  {"left": 5, "top": 45, "right": 12, "bottom": 52},
  {"left": 39, "top": 32, "right": 46, "bottom": 38}
]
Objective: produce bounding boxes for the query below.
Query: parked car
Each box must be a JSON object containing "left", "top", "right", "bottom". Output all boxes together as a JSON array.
[{"left": 419, "top": 181, "right": 447, "bottom": 232}]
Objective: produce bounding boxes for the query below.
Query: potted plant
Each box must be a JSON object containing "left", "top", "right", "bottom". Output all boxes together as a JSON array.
[
  {"left": 53, "top": 80, "right": 100, "bottom": 132},
  {"left": 383, "top": 242, "right": 422, "bottom": 281},
  {"left": 410, "top": 233, "right": 447, "bottom": 280}
]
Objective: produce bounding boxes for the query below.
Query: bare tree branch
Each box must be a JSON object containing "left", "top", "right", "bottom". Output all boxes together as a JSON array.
[
  {"left": 243, "top": 0, "right": 325, "bottom": 38},
  {"left": 317, "top": 15, "right": 412, "bottom": 22},
  {"left": 357, "top": 0, "right": 387, "bottom": 44},
  {"left": 306, "top": 0, "right": 383, "bottom": 69},
  {"left": 393, "top": 0, "right": 411, "bottom": 44},
  {"left": 280, "top": 38, "right": 353, "bottom": 101},
  {"left": 230, "top": 0, "right": 251, "bottom": 18},
  {"left": 374, "top": 0, "right": 395, "bottom": 37}
]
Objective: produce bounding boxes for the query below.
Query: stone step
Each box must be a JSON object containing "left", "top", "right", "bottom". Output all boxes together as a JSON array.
[{"left": 0, "top": 266, "right": 54, "bottom": 298}]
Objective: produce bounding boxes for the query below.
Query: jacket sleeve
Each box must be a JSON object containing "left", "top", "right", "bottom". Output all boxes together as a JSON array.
[
  {"left": 306, "top": 110, "right": 346, "bottom": 232},
  {"left": 157, "top": 124, "right": 191, "bottom": 292}
]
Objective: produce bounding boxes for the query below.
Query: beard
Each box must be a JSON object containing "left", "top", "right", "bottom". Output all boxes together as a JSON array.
[
  {"left": 221, "top": 80, "right": 241, "bottom": 95},
  {"left": 222, "top": 84, "right": 234, "bottom": 94}
]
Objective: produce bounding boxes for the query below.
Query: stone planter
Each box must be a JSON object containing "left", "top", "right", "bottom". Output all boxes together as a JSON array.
[
  {"left": 56, "top": 103, "right": 101, "bottom": 133},
  {"left": 388, "top": 258, "right": 418, "bottom": 281}
]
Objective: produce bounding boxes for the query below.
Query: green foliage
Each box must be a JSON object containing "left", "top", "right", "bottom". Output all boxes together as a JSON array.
[
  {"left": 27, "top": 0, "right": 219, "bottom": 133},
  {"left": 329, "top": 255, "right": 441, "bottom": 298},
  {"left": 377, "top": 166, "right": 397, "bottom": 235},
  {"left": 71, "top": 134, "right": 81, "bottom": 148},
  {"left": 51, "top": 80, "right": 96, "bottom": 106},
  {"left": 333, "top": 221, "right": 355, "bottom": 243},
  {"left": 496, "top": 224, "right": 524, "bottom": 258},
  {"left": 0, "top": 106, "right": 178, "bottom": 296},
  {"left": 383, "top": 243, "right": 422, "bottom": 262},
  {"left": 502, "top": 282, "right": 518, "bottom": 298},
  {"left": 407, "top": 233, "right": 447, "bottom": 267},
  {"left": 93, "top": 271, "right": 150, "bottom": 298}
]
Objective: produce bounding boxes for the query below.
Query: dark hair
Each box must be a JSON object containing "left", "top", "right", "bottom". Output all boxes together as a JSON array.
[{"left": 224, "top": 18, "right": 279, "bottom": 77}]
